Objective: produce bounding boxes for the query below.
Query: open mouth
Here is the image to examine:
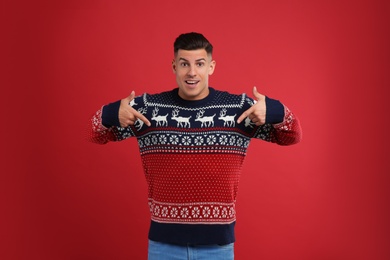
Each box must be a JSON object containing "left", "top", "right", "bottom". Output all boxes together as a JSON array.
[{"left": 185, "top": 80, "right": 200, "bottom": 85}]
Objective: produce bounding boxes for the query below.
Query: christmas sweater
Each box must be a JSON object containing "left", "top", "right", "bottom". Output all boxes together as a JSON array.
[{"left": 89, "top": 87, "right": 302, "bottom": 245}]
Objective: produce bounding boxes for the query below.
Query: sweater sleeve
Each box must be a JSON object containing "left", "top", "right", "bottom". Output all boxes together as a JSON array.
[
  {"left": 265, "top": 96, "right": 284, "bottom": 124},
  {"left": 87, "top": 107, "right": 117, "bottom": 144},
  {"left": 253, "top": 97, "right": 302, "bottom": 146},
  {"left": 101, "top": 100, "right": 121, "bottom": 127},
  {"left": 87, "top": 100, "right": 137, "bottom": 144}
]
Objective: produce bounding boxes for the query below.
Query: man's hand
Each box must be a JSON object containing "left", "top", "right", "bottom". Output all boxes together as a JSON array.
[
  {"left": 119, "top": 91, "right": 151, "bottom": 128},
  {"left": 237, "top": 86, "right": 266, "bottom": 126}
]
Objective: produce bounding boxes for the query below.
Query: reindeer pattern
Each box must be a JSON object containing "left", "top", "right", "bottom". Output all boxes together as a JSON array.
[
  {"left": 138, "top": 106, "right": 254, "bottom": 130},
  {"left": 171, "top": 109, "right": 191, "bottom": 128},
  {"left": 195, "top": 110, "right": 215, "bottom": 127},
  {"left": 114, "top": 89, "right": 273, "bottom": 145},
  {"left": 151, "top": 107, "right": 168, "bottom": 127}
]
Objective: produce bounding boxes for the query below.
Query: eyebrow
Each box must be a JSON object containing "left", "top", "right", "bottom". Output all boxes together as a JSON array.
[{"left": 179, "top": 58, "right": 207, "bottom": 62}]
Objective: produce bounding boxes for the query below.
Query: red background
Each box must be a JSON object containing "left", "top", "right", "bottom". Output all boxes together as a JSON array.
[{"left": 2, "top": 0, "right": 389, "bottom": 259}]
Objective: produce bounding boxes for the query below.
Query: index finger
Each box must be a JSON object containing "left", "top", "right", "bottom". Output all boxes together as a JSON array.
[
  {"left": 132, "top": 108, "right": 151, "bottom": 126},
  {"left": 237, "top": 106, "right": 255, "bottom": 124}
]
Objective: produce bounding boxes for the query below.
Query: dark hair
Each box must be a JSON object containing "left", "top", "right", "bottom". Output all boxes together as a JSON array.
[{"left": 174, "top": 32, "right": 213, "bottom": 56}]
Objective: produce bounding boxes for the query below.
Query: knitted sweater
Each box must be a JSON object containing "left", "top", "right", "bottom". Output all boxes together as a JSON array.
[{"left": 89, "top": 87, "right": 302, "bottom": 245}]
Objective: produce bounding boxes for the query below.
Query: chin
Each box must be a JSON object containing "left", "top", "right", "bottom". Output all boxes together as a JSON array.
[{"left": 178, "top": 84, "right": 208, "bottom": 100}]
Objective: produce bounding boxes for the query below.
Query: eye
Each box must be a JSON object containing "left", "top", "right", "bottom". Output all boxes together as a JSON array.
[
  {"left": 196, "top": 62, "right": 205, "bottom": 67},
  {"left": 180, "top": 62, "right": 189, "bottom": 67}
]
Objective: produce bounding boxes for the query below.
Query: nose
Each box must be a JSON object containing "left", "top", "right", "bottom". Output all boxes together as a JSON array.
[{"left": 187, "top": 65, "right": 197, "bottom": 77}]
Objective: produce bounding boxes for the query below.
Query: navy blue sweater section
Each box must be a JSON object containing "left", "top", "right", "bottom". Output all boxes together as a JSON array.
[
  {"left": 149, "top": 221, "right": 236, "bottom": 245},
  {"left": 101, "top": 88, "right": 285, "bottom": 127}
]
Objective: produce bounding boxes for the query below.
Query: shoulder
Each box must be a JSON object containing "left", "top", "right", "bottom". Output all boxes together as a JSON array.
[
  {"left": 133, "top": 89, "right": 177, "bottom": 106},
  {"left": 213, "top": 88, "right": 254, "bottom": 109}
]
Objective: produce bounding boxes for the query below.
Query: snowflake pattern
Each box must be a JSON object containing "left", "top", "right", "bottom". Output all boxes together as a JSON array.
[
  {"left": 149, "top": 201, "right": 236, "bottom": 223},
  {"left": 181, "top": 136, "right": 191, "bottom": 145},
  {"left": 202, "top": 207, "right": 211, "bottom": 218},
  {"left": 180, "top": 207, "right": 189, "bottom": 218},
  {"left": 161, "top": 207, "right": 169, "bottom": 217},
  {"left": 194, "top": 136, "right": 204, "bottom": 146},
  {"left": 169, "top": 135, "right": 179, "bottom": 145},
  {"left": 229, "top": 136, "right": 236, "bottom": 145},
  {"left": 144, "top": 137, "right": 151, "bottom": 146},
  {"left": 212, "top": 207, "right": 220, "bottom": 218},
  {"left": 219, "top": 135, "right": 228, "bottom": 145},
  {"left": 170, "top": 207, "right": 178, "bottom": 218},
  {"left": 137, "top": 132, "right": 250, "bottom": 150},
  {"left": 158, "top": 135, "right": 167, "bottom": 144},
  {"left": 206, "top": 135, "right": 216, "bottom": 145},
  {"left": 191, "top": 207, "right": 200, "bottom": 218}
]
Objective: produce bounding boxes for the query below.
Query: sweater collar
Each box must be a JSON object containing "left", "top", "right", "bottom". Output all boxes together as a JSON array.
[{"left": 172, "top": 87, "right": 216, "bottom": 107}]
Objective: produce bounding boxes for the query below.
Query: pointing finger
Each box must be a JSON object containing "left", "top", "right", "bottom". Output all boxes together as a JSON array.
[
  {"left": 237, "top": 106, "right": 254, "bottom": 124},
  {"left": 132, "top": 109, "right": 151, "bottom": 126}
]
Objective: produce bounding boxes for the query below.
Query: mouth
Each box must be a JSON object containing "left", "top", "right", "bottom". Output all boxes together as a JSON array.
[{"left": 185, "top": 80, "right": 200, "bottom": 85}]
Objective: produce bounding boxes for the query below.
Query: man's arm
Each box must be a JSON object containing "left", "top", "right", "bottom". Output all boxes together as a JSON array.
[
  {"left": 118, "top": 91, "right": 151, "bottom": 128},
  {"left": 265, "top": 106, "right": 302, "bottom": 145},
  {"left": 238, "top": 87, "right": 302, "bottom": 146},
  {"left": 88, "top": 107, "right": 117, "bottom": 144},
  {"left": 88, "top": 91, "right": 151, "bottom": 144}
]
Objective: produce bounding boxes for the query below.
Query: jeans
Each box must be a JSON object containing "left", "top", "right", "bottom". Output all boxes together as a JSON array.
[{"left": 148, "top": 240, "right": 234, "bottom": 260}]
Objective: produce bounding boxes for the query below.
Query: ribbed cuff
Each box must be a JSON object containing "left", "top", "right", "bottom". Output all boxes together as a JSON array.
[
  {"left": 101, "top": 100, "right": 121, "bottom": 127},
  {"left": 265, "top": 97, "right": 285, "bottom": 124}
]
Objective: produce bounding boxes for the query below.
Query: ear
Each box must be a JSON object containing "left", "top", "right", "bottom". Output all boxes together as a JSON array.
[
  {"left": 208, "top": 60, "right": 216, "bottom": 75},
  {"left": 172, "top": 59, "right": 177, "bottom": 74}
]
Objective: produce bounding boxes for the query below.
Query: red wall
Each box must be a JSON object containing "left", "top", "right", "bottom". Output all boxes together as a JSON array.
[{"left": 2, "top": 0, "right": 389, "bottom": 259}]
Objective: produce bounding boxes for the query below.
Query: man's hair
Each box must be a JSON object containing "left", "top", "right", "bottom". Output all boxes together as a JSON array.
[{"left": 174, "top": 32, "right": 213, "bottom": 56}]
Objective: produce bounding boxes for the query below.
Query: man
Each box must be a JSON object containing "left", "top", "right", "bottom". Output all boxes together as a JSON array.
[{"left": 89, "top": 32, "right": 302, "bottom": 260}]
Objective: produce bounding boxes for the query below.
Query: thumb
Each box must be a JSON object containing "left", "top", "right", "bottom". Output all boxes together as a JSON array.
[
  {"left": 127, "top": 90, "right": 135, "bottom": 101},
  {"left": 252, "top": 86, "right": 264, "bottom": 100},
  {"left": 124, "top": 90, "right": 136, "bottom": 103}
]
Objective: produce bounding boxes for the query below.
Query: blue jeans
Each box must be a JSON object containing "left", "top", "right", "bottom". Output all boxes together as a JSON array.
[{"left": 148, "top": 240, "right": 234, "bottom": 260}]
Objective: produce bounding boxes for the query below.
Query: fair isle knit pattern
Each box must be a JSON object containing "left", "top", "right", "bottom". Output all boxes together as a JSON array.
[{"left": 89, "top": 87, "right": 302, "bottom": 245}]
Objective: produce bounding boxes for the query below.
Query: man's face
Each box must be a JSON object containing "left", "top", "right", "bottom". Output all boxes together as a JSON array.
[{"left": 172, "top": 49, "right": 216, "bottom": 101}]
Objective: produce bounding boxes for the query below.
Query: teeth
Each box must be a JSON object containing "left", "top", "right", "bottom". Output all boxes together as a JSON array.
[{"left": 186, "top": 80, "right": 198, "bottom": 84}]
